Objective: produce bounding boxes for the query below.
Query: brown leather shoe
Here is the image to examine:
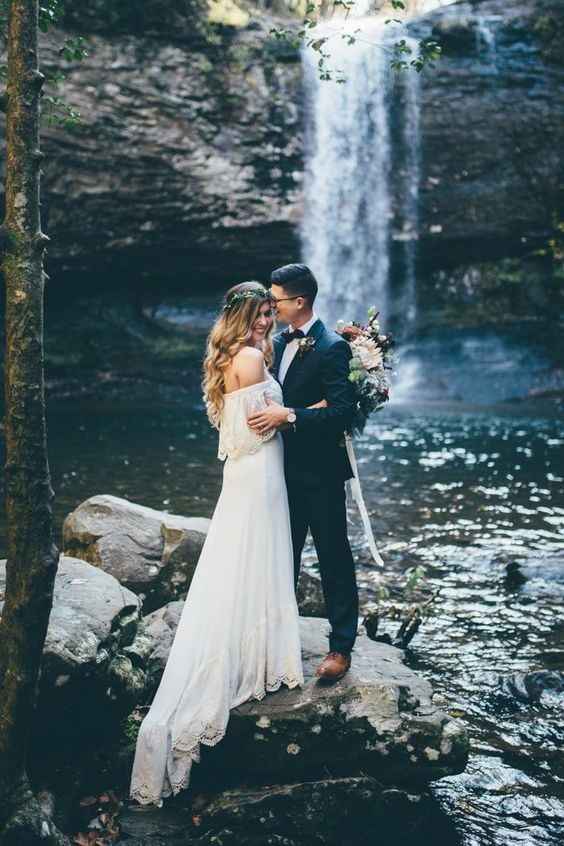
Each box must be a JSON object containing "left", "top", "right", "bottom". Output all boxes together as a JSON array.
[{"left": 315, "top": 651, "right": 351, "bottom": 682}]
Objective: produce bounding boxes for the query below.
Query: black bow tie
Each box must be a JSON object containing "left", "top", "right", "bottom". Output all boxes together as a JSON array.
[{"left": 283, "top": 329, "right": 305, "bottom": 344}]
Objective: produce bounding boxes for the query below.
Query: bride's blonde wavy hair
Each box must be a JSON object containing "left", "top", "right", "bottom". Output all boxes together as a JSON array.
[{"left": 202, "top": 281, "right": 274, "bottom": 428}]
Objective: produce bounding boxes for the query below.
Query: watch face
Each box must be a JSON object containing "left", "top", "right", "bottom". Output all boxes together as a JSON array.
[{"left": 287, "top": 411, "right": 296, "bottom": 423}]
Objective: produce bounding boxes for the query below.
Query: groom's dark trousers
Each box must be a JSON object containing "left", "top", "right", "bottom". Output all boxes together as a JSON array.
[{"left": 272, "top": 319, "right": 359, "bottom": 656}]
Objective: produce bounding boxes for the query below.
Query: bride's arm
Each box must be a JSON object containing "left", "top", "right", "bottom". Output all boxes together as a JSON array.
[{"left": 307, "top": 399, "right": 328, "bottom": 409}]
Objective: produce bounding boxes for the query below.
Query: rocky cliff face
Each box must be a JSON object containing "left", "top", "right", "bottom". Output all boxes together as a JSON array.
[
  {"left": 2, "top": 13, "right": 304, "bottom": 289},
  {"left": 0, "top": 0, "right": 562, "bottom": 303},
  {"left": 412, "top": 0, "right": 564, "bottom": 273}
]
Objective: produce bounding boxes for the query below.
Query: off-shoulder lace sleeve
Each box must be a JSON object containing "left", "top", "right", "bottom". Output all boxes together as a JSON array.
[{"left": 218, "top": 380, "right": 278, "bottom": 461}]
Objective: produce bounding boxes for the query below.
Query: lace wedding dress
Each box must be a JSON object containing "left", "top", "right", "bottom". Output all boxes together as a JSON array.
[{"left": 129, "top": 375, "right": 304, "bottom": 806}]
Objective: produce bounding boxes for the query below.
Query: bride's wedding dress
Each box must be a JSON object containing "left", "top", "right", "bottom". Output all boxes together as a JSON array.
[{"left": 129, "top": 374, "right": 304, "bottom": 806}]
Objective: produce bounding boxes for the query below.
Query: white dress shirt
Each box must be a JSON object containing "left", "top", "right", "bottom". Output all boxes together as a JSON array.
[{"left": 278, "top": 313, "right": 318, "bottom": 385}]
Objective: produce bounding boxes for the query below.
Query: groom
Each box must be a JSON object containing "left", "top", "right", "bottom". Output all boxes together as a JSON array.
[{"left": 248, "top": 263, "right": 359, "bottom": 681}]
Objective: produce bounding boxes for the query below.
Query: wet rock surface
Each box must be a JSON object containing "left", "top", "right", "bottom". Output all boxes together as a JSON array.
[
  {"left": 126, "top": 598, "right": 185, "bottom": 699},
  {"left": 117, "top": 615, "right": 467, "bottom": 844},
  {"left": 413, "top": 0, "right": 564, "bottom": 271},
  {"left": 193, "top": 617, "right": 468, "bottom": 789},
  {"left": 115, "top": 611, "right": 468, "bottom": 843},
  {"left": 192, "top": 778, "right": 442, "bottom": 845},
  {"left": 0, "top": 555, "right": 142, "bottom": 758},
  {"left": 2, "top": 493, "right": 468, "bottom": 842},
  {"left": 17, "top": 17, "right": 303, "bottom": 288},
  {"left": 118, "top": 777, "right": 446, "bottom": 845},
  {"left": 499, "top": 550, "right": 564, "bottom": 596},
  {"left": 125, "top": 613, "right": 468, "bottom": 791},
  {"left": 295, "top": 570, "right": 326, "bottom": 617},
  {"left": 499, "top": 669, "right": 564, "bottom": 706}
]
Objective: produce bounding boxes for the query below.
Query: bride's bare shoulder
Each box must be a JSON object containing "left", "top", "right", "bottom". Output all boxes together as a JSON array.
[
  {"left": 233, "top": 346, "right": 264, "bottom": 363},
  {"left": 229, "top": 346, "right": 265, "bottom": 389}
]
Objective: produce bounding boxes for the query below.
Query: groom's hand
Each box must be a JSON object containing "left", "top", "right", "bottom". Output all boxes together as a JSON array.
[{"left": 248, "top": 400, "right": 289, "bottom": 434}]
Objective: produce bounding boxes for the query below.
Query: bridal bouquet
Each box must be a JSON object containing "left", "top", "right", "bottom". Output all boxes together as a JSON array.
[{"left": 336, "top": 307, "right": 394, "bottom": 436}]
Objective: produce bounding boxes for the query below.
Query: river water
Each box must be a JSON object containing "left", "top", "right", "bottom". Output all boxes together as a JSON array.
[{"left": 0, "top": 298, "right": 562, "bottom": 845}]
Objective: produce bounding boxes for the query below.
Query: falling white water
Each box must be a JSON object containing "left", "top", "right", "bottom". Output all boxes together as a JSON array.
[
  {"left": 301, "top": 10, "right": 425, "bottom": 339},
  {"left": 300, "top": 0, "right": 462, "bottom": 333},
  {"left": 396, "top": 41, "right": 421, "bottom": 332},
  {"left": 300, "top": 2, "right": 456, "bottom": 405},
  {"left": 301, "top": 17, "right": 393, "bottom": 328},
  {"left": 476, "top": 15, "right": 500, "bottom": 68}
]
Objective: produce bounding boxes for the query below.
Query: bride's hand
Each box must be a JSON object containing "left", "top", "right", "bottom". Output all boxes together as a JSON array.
[{"left": 307, "top": 399, "right": 328, "bottom": 409}]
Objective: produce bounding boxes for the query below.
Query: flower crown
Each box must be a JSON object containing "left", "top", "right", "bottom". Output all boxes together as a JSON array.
[{"left": 223, "top": 289, "right": 269, "bottom": 312}]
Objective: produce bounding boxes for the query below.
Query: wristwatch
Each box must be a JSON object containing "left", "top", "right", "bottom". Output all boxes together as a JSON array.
[{"left": 286, "top": 407, "right": 297, "bottom": 431}]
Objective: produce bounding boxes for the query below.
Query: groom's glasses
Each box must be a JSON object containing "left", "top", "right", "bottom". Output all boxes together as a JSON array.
[{"left": 267, "top": 293, "right": 305, "bottom": 304}]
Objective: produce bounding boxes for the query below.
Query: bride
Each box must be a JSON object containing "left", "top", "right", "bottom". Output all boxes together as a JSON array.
[{"left": 129, "top": 281, "right": 304, "bottom": 807}]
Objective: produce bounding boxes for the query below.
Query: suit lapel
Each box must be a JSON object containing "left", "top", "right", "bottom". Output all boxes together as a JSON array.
[
  {"left": 307, "top": 318, "right": 325, "bottom": 344},
  {"left": 272, "top": 333, "right": 285, "bottom": 381},
  {"left": 282, "top": 318, "right": 325, "bottom": 392}
]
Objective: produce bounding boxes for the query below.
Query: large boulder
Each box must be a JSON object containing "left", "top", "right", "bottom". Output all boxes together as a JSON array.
[
  {"left": 191, "top": 778, "right": 442, "bottom": 846},
  {"left": 295, "top": 570, "right": 326, "bottom": 617},
  {"left": 499, "top": 550, "right": 564, "bottom": 596},
  {"left": 125, "top": 599, "right": 185, "bottom": 699},
  {"left": 0, "top": 555, "right": 143, "bottom": 762},
  {"left": 126, "top": 611, "right": 468, "bottom": 790},
  {"left": 197, "top": 617, "right": 468, "bottom": 788},
  {"left": 62, "top": 494, "right": 210, "bottom": 612},
  {"left": 118, "top": 776, "right": 448, "bottom": 846},
  {"left": 63, "top": 495, "right": 324, "bottom": 618},
  {"left": 498, "top": 670, "right": 564, "bottom": 707}
]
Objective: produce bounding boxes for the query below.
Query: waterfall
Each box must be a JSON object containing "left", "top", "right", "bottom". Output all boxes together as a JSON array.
[
  {"left": 475, "top": 15, "right": 500, "bottom": 69},
  {"left": 301, "top": 18, "right": 422, "bottom": 335},
  {"left": 395, "top": 45, "right": 421, "bottom": 333},
  {"left": 301, "top": 18, "right": 393, "bottom": 328}
]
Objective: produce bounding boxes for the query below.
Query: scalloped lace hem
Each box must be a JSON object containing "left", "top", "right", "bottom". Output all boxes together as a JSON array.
[{"left": 129, "top": 671, "right": 302, "bottom": 807}]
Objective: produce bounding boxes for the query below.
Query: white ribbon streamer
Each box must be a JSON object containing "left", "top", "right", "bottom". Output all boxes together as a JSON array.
[{"left": 345, "top": 433, "right": 384, "bottom": 567}]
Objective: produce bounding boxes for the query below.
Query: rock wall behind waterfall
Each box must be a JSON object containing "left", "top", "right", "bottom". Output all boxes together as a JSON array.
[
  {"left": 412, "top": 0, "right": 564, "bottom": 268},
  {"left": 399, "top": 0, "right": 564, "bottom": 328},
  {"left": 0, "top": 0, "right": 562, "bottom": 314},
  {"left": 0, "top": 15, "right": 305, "bottom": 290}
]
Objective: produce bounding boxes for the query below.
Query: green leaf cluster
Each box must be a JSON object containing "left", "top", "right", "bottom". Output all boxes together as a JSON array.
[
  {"left": 39, "top": 0, "right": 64, "bottom": 33},
  {"left": 268, "top": 0, "right": 441, "bottom": 82},
  {"left": 404, "top": 564, "right": 427, "bottom": 594},
  {"left": 391, "top": 36, "right": 441, "bottom": 73},
  {"left": 1, "top": 0, "right": 87, "bottom": 127}
]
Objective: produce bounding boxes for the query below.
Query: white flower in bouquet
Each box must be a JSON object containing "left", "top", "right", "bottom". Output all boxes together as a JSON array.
[
  {"left": 335, "top": 305, "right": 393, "bottom": 436},
  {"left": 350, "top": 336, "right": 383, "bottom": 371}
]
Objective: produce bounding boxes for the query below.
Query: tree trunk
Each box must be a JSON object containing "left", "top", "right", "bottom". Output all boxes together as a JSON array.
[{"left": 0, "top": 1, "right": 66, "bottom": 843}]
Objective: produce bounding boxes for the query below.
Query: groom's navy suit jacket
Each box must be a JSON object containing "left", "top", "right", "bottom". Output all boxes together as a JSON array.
[{"left": 272, "top": 318, "right": 356, "bottom": 487}]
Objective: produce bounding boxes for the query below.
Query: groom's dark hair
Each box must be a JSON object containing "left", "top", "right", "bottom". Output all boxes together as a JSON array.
[{"left": 270, "top": 263, "right": 318, "bottom": 307}]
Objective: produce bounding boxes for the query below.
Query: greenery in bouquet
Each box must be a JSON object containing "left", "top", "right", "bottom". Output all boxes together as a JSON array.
[{"left": 336, "top": 306, "right": 394, "bottom": 435}]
